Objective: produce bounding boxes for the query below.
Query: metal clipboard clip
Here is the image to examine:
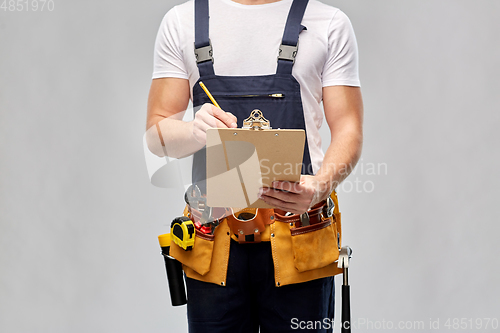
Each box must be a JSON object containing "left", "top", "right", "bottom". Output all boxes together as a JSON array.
[{"left": 242, "top": 110, "right": 271, "bottom": 130}]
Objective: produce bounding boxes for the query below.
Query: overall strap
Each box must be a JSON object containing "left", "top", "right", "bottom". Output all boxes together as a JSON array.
[
  {"left": 194, "top": 0, "right": 215, "bottom": 76},
  {"left": 276, "top": 0, "right": 309, "bottom": 75}
]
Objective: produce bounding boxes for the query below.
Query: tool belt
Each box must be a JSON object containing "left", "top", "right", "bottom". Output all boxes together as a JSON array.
[
  {"left": 173, "top": 190, "right": 342, "bottom": 285},
  {"left": 184, "top": 182, "right": 337, "bottom": 244},
  {"left": 187, "top": 198, "right": 335, "bottom": 244}
]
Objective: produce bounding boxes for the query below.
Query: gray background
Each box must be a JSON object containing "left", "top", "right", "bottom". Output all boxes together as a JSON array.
[{"left": 1, "top": 0, "right": 499, "bottom": 332}]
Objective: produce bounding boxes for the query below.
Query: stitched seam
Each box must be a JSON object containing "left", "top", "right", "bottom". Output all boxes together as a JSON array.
[
  {"left": 278, "top": 217, "right": 300, "bottom": 222},
  {"left": 195, "top": 230, "right": 214, "bottom": 241},
  {"left": 275, "top": 211, "right": 322, "bottom": 223},
  {"left": 290, "top": 220, "right": 331, "bottom": 236},
  {"left": 223, "top": 223, "right": 230, "bottom": 285},
  {"left": 275, "top": 213, "right": 322, "bottom": 223},
  {"left": 271, "top": 223, "right": 280, "bottom": 285}
]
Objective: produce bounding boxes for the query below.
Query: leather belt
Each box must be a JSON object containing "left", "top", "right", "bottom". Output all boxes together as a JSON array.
[
  {"left": 274, "top": 201, "right": 326, "bottom": 228},
  {"left": 187, "top": 201, "right": 331, "bottom": 244},
  {"left": 228, "top": 201, "right": 328, "bottom": 243}
]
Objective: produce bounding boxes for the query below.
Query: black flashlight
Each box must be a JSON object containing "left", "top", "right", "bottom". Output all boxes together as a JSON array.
[{"left": 158, "top": 233, "right": 187, "bottom": 306}]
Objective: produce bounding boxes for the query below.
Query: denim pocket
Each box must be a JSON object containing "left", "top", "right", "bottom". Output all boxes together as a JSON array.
[
  {"left": 273, "top": 276, "right": 335, "bottom": 322},
  {"left": 186, "top": 277, "right": 229, "bottom": 322}
]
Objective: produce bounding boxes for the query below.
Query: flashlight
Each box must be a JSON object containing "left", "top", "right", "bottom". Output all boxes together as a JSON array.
[{"left": 158, "top": 233, "right": 187, "bottom": 306}]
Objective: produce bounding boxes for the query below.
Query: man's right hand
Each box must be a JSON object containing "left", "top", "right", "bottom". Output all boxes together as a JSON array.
[
  {"left": 146, "top": 78, "right": 238, "bottom": 158},
  {"left": 192, "top": 103, "right": 238, "bottom": 145}
]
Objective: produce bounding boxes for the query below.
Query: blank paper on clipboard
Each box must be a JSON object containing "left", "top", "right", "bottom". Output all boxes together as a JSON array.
[{"left": 206, "top": 127, "right": 305, "bottom": 208}]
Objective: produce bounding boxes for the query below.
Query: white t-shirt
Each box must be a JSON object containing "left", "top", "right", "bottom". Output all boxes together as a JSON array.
[{"left": 153, "top": 0, "right": 360, "bottom": 173}]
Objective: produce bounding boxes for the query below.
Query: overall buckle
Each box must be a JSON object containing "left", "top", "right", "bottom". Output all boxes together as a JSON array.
[
  {"left": 194, "top": 40, "right": 214, "bottom": 64},
  {"left": 278, "top": 43, "right": 298, "bottom": 63}
]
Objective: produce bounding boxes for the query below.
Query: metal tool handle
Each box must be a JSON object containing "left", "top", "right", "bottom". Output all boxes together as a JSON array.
[
  {"left": 339, "top": 246, "right": 352, "bottom": 333},
  {"left": 341, "top": 284, "right": 351, "bottom": 333}
]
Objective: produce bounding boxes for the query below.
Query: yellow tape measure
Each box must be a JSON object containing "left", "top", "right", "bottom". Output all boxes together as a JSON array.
[{"left": 170, "top": 216, "right": 195, "bottom": 251}]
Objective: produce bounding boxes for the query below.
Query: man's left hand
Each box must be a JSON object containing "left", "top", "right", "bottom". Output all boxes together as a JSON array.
[{"left": 258, "top": 175, "right": 330, "bottom": 215}]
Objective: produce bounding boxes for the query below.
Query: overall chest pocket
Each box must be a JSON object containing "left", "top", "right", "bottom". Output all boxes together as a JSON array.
[
  {"left": 209, "top": 92, "right": 304, "bottom": 129},
  {"left": 211, "top": 93, "right": 285, "bottom": 99}
]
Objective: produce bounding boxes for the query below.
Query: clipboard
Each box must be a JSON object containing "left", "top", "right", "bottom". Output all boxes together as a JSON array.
[{"left": 206, "top": 110, "right": 305, "bottom": 208}]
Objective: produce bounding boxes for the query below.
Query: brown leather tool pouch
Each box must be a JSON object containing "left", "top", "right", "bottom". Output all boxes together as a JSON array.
[
  {"left": 289, "top": 216, "right": 340, "bottom": 273},
  {"left": 170, "top": 227, "right": 215, "bottom": 276},
  {"left": 170, "top": 205, "right": 215, "bottom": 275}
]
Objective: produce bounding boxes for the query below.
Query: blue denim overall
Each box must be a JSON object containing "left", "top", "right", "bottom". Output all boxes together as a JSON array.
[
  {"left": 186, "top": 1, "right": 335, "bottom": 332},
  {"left": 191, "top": 0, "right": 312, "bottom": 193}
]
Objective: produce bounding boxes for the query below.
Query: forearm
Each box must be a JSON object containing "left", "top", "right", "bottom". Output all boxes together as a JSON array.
[
  {"left": 146, "top": 115, "right": 204, "bottom": 159},
  {"left": 314, "top": 85, "right": 364, "bottom": 198},
  {"left": 315, "top": 125, "right": 363, "bottom": 197},
  {"left": 146, "top": 78, "right": 202, "bottom": 158}
]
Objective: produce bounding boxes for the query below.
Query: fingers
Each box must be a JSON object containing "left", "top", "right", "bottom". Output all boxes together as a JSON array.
[
  {"left": 225, "top": 112, "right": 238, "bottom": 127},
  {"left": 258, "top": 194, "right": 303, "bottom": 215},
  {"left": 259, "top": 187, "right": 303, "bottom": 211},
  {"left": 206, "top": 104, "right": 237, "bottom": 128},
  {"left": 196, "top": 109, "right": 230, "bottom": 129},
  {"left": 192, "top": 104, "right": 238, "bottom": 145},
  {"left": 259, "top": 187, "right": 298, "bottom": 203},
  {"left": 258, "top": 180, "right": 315, "bottom": 214},
  {"left": 271, "top": 181, "right": 304, "bottom": 194},
  {"left": 193, "top": 116, "right": 226, "bottom": 140}
]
